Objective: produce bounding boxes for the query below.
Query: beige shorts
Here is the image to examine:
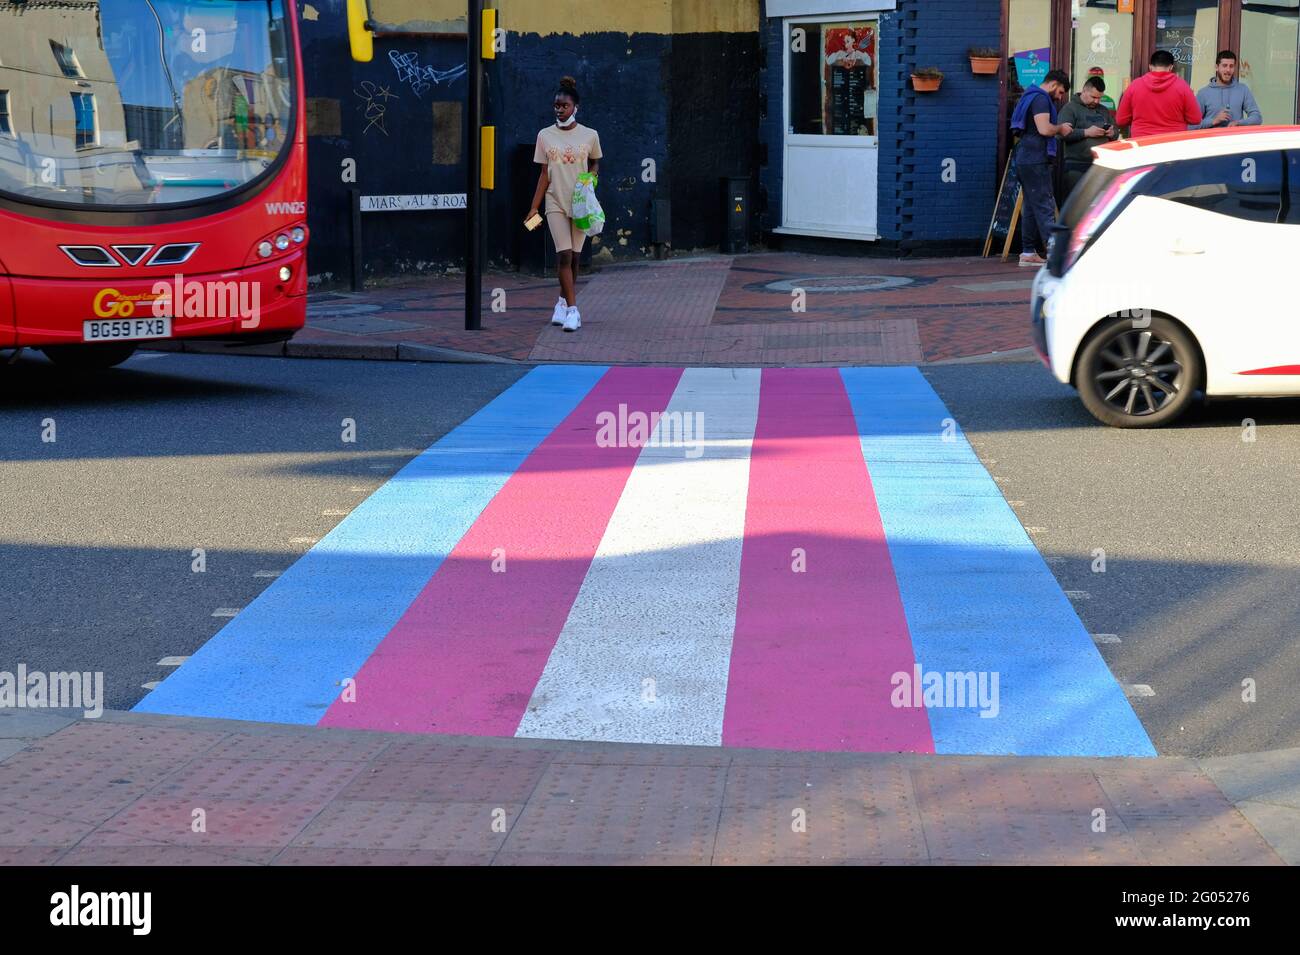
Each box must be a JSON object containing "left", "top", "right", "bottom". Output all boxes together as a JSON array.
[{"left": 547, "top": 211, "right": 587, "bottom": 254}]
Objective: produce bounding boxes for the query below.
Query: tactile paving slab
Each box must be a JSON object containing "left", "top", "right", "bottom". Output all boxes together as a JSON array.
[
  {"left": 340, "top": 758, "right": 546, "bottom": 803},
  {"left": 289, "top": 800, "right": 520, "bottom": 852},
  {"left": 501, "top": 802, "right": 717, "bottom": 862},
  {"left": 531, "top": 763, "right": 726, "bottom": 808}
]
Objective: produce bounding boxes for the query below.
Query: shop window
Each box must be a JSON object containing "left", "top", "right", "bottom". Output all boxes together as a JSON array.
[
  {"left": 0, "top": 91, "right": 10, "bottom": 136},
  {"left": 788, "top": 20, "right": 878, "bottom": 136},
  {"left": 1155, "top": 0, "right": 1221, "bottom": 89},
  {"left": 1009, "top": 0, "right": 1053, "bottom": 97},
  {"left": 1072, "top": 1, "right": 1135, "bottom": 108},
  {"left": 1241, "top": 1, "right": 1299, "bottom": 124},
  {"left": 1148, "top": 152, "right": 1283, "bottom": 223}
]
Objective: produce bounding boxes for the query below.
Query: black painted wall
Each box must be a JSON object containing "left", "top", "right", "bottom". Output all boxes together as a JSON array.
[
  {"left": 301, "top": 1, "right": 470, "bottom": 285},
  {"left": 669, "top": 32, "right": 762, "bottom": 252},
  {"left": 297, "top": 4, "right": 761, "bottom": 284}
]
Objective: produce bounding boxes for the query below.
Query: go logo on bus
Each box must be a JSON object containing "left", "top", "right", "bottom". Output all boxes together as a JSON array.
[{"left": 93, "top": 288, "right": 162, "bottom": 318}]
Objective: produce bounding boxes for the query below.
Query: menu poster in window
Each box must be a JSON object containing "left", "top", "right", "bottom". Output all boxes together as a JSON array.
[
  {"left": 1013, "top": 48, "right": 1050, "bottom": 88},
  {"left": 823, "top": 25, "right": 875, "bottom": 136}
]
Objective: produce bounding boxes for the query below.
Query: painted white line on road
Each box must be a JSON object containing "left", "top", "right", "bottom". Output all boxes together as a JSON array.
[
  {"left": 289, "top": 537, "right": 320, "bottom": 545},
  {"left": 156, "top": 656, "right": 190, "bottom": 667},
  {"left": 322, "top": 509, "right": 351, "bottom": 517},
  {"left": 141, "top": 681, "right": 161, "bottom": 690},
  {"left": 1024, "top": 526, "right": 1048, "bottom": 533},
  {"left": 1064, "top": 591, "right": 1090, "bottom": 599},
  {"left": 1125, "top": 684, "right": 1155, "bottom": 698},
  {"left": 211, "top": 608, "right": 242, "bottom": 618},
  {"left": 253, "top": 570, "right": 282, "bottom": 579},
  {"left": 1092, "top": 633, "right": 1122, "bottom": 644},
  {"left": 517, "top": 367, "right": 762, "bottom": 746}
]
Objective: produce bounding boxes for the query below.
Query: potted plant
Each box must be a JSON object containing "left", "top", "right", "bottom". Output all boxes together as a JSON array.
[
  {"left": 969, "top": 46, "right": 1001, "bottom": 75},
  {"left": 911, "top": 67, "right": 944, "bottom": 92}
]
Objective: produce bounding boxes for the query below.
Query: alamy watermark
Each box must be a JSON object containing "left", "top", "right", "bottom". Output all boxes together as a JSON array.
[
  {"left": 0, "top": 665, "right": 104, "bottom": 718},
  {"left": 596, "top": 404, "right": 706, "bottom": 459},
  {"left": 890, "top": 664, "right": 1000, "bottom": 719}
]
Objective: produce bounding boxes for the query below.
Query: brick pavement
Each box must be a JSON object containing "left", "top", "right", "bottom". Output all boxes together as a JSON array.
[
  {"left": 200, "top": 252, "right": 1034, "bottom": 366},
  {"left": 1, "top": 710, "right": 1293, "bottom": 866}
]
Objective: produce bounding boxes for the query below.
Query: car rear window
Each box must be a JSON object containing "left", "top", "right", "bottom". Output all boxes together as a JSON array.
[{"left": 1140, "top": 152, "right": 1284, "bottom": 223}]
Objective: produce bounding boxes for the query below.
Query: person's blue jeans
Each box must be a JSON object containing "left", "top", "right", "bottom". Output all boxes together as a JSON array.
[{"left": 1016, "top": 161, "right": 1057, "bottom": 256}]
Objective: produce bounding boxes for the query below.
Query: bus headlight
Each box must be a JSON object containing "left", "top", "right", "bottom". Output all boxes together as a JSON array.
[
  {"left": 275, "top": 234, "right": 291, "bottom": 251},
  {"left": 291, "top": 227, "right": 306, "bottom": 244},
  {"left": 279, "top": 266, "right": 292, "bottom": 282},
  {"left": 258, "top": 241, "right": 273, "bottom": 258}
]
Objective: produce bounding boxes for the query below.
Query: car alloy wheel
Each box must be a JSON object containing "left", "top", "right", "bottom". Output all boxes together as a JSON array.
[{"left": 1077, "top": 317, "right": 1201, "bottom": 428}]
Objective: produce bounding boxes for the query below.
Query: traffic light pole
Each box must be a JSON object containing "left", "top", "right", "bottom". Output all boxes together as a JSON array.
[{"left": 465, "top": 0, "right": 483, "bottom": 331}]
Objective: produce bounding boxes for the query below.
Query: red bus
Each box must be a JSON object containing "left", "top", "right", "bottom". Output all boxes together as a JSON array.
[{"left": 0, "top": 0, "right": 307, "bottom": 369}]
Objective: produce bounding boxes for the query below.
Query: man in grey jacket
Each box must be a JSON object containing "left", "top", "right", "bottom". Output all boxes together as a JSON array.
[
  {"left": 1058, "top": 76, "right": 1118, "bottom": 197},
  {"left": 1193, "top": 50, "right": 1263, "bottom": 129}
]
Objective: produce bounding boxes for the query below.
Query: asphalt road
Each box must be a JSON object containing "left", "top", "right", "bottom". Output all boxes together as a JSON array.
[
  {"left": 0, "top": 351, "right": 527, "bottom": 712},
  {"left": 2, "top": 350, "right": 1298, "bottom": 757},
  {"left": 924, "top": 360, "right": 1300, "bottom": 758}
]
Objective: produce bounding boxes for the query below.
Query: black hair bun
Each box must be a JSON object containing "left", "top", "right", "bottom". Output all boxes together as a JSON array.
[{"left": 559, "top": 76, "right": 578, "bottom": 92}]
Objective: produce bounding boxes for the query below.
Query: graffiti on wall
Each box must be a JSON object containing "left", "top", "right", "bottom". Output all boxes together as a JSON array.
[
  {"left": 389, "top": 50, "right": 468, "bottom": 97},
  {"left": 355, "top": 81, "right": 399, "bottom": 135}
]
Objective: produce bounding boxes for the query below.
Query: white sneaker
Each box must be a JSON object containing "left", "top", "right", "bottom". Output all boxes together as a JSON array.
[
  {"left": 562, "top": 306, "right": 581, "bottom": 333},
  {"left": 551, "top": 297, "right": 567, "bottom": 326}
]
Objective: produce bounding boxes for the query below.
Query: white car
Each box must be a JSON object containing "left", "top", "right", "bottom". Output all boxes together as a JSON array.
[{"left": 1032, "top": 125, "right": 1300, "bottom": 428}]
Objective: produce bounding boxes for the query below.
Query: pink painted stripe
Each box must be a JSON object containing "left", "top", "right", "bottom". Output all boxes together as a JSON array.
[
  {"left": 321, "top": 366, "right": 685, "bottom": 735},
  {"left": 722, "top": 368, "right": 934, "bottom": 753}
]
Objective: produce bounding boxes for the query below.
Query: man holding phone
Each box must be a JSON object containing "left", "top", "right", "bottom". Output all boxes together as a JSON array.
[{"left": 1058, "top": 76, "right": 1118, "bottom": 198}]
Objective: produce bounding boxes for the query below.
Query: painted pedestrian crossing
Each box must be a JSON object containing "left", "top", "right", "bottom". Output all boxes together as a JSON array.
[{"left": 136, "top": 365, "right": 1154, "bottom": 757}]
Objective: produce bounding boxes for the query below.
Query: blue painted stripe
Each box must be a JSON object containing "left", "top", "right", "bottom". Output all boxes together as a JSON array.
[
  {"left": 839, "top": 367, "right": 1155, "bottom": 757},
  {"left": 135, "top": 366, "right": 609, "bottom": 724}
]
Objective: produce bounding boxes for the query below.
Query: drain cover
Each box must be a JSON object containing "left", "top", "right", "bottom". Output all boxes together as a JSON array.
[
  {"left": 306, "top": 302, "right": 384, "bottom": 319},
  {"left": 764, "top": 275, "right": 915, "bottom": 293}
]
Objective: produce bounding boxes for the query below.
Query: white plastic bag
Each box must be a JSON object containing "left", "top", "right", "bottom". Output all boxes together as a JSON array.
[{"left": 571, "top": 173, "right": 605, "bottom": 236}]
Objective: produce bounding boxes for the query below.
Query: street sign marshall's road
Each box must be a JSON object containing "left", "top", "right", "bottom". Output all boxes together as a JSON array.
[{"left": 360, "top": 194, "right": 469, "bottom": 212}]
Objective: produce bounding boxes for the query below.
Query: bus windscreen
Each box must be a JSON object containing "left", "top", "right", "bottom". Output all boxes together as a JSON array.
[{"left": 0, "top": 0, "right": 292, "bottom": 208}]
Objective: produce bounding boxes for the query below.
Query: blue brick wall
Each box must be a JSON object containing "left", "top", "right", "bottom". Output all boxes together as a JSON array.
[{"left": 760, "top": 0, "right": 1002, "bottom": 250}]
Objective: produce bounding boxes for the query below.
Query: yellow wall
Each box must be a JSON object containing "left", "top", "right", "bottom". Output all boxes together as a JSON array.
[{"left": 370, "top": 0, "right": 758, "bottom": 36}]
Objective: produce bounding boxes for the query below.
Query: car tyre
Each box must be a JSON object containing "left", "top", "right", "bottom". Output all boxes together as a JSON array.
[
  {"left": 1077, "top": 316, "right": 1201, "bottom": 428},
  {"left": 41, "top": 343, "right": 139, "bottom": 370}
]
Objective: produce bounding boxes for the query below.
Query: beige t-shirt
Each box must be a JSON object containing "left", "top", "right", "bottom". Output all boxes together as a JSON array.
[{"left": 534, "top": 124, "right": 602, "bottom": 217}]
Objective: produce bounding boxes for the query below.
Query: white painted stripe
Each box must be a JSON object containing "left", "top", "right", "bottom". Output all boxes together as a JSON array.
[
  {"left": 211, "top": 608, "right": 241, "bottom": 618},
  {"left": 156, "top": 656, "right": 189, "bottom": 667},
  {"left": 516, "top": 368, "right": 761, "bottom": 746}
]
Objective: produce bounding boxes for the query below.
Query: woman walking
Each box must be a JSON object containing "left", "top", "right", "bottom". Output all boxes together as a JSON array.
[{"left": 528, "top": 76, "right": 601, "bottom": 333}]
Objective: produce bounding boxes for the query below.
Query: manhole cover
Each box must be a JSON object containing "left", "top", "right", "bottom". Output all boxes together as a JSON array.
[
  {"left": 306, "top": 302, "right": 384, "bottom": 319},
  {"left": 764, "top": 275, "right": 916, "bottom": 293}
]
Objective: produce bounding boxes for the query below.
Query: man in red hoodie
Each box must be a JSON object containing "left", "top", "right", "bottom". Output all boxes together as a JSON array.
[{"left": 1116, "top": 49, "right": 1202, "bottom": 137}]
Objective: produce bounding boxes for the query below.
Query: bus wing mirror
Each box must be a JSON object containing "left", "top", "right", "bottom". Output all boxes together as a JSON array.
[{"left": 347, "top": 0, "right": 374, "bottom": 63}]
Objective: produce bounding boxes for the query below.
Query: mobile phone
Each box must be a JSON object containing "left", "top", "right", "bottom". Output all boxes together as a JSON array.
[
  {"left": 524, "top": 212, "right": 543, "bottom": 231},
  {"left": 1103, "top": 123, "right": 1112, "bottom": 130}
]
